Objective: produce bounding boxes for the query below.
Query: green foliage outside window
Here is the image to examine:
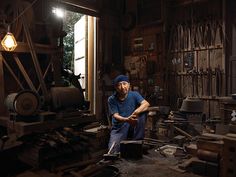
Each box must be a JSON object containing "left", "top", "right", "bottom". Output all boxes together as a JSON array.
[{"left": 63, "top": 11, "right": 83, "bottom": 70}]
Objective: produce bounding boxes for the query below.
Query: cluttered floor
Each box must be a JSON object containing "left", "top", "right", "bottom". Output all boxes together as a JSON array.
[
  {"left": 2, "top": 106, "right": 235, "bottom": 177},
  {"left": 114, "top": 148, "right": 202, "bottom": 177},
  {"left": 2, "top": 121, "right": 228, "bottom": 177},
  {"left": 14, "top": 144, "right": 204, "bottom": 177}
]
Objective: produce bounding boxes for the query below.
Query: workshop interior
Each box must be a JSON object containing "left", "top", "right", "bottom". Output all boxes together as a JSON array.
[{"left": 0, "top": 0, "right": 236, "bottom": 177}]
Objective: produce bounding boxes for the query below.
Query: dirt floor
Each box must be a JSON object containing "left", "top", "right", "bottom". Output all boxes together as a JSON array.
[{"left": 113, "top": 148, "right": 203, "bottom": 177}]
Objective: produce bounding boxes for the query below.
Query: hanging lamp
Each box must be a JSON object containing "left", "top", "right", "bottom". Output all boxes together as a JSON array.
[{"left": 1, "top": 25, "right": 18, "bottom": 51}]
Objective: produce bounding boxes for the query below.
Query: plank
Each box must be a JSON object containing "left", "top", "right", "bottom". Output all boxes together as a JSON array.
[
  {"left": 0, "top": 53, "right": 5, "bottom": 113},
  {"left": 22, "top": 15, "right": 48, "bottom": 99},
  {"left": 13, "top": 54, "right": 37, "bottom": 92}
]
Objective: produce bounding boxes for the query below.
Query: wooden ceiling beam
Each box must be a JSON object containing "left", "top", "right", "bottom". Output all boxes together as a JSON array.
[
  {"left": 50, "top": 0, "right": 100, "bottom": 16},
  {"left": 169, "top": 0, "right": 209, "bottom": 7},
  {"left": 0, "top": 42, "right": 59, "bottom": 54}
]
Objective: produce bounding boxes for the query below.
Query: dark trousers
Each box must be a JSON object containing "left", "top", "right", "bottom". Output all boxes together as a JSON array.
[{"left": 108, "top": 113, "right": 146, "bottom": 153}]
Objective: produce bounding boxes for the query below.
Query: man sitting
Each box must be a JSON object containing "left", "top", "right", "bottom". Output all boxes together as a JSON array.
[{"left": 107, "top": 75, "right": 150, "bottom": 152}]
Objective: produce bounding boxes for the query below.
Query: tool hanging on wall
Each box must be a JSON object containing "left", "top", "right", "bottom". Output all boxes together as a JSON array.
[
  {"left": 121, "top": 0, "right": 136, "bottom": 31},
  {"left": 169, "top": 17, "right": 223, "bottom": 51},
  {"left": 211, "top": 68, "right": 216, "bottom": 97},
  {"left": 206, "top": 67, "right": 212, "bottom": 96},
  {"left": 215, "top": 65, "right": 223, "bottom": 97},
  {"left": 199, "top": 68, "right": 204, "bottom": 97},
  {"left": 195, "top": 70, "right": 199, "bottom": 96},
  {"left": 203, "top": 69, "right": 208, "bottom": 96}
]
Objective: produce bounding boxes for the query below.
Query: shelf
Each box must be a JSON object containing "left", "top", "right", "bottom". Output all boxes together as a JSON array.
[{"left": 170, "top": 45, "right": 223, "bottom": 53}]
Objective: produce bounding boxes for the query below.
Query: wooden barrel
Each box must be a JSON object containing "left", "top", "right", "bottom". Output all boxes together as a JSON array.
[
  {"left": 197, "top": 149, "right": 219, "bottom": 162},
  {"left": 50, "top": 87, "right": 84, "bottom": 110},
  {"left": 5, "top": 90, "right": 40, "bottom": 116}
]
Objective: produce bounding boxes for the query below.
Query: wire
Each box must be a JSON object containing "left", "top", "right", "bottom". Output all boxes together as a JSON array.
[{"left": 10, "top": 0, "right": 39, "bottom": 25}]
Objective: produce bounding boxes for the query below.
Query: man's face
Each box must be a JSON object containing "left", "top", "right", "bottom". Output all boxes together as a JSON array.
[{"left": 115, "top": 81, "right": 130, "bottom": 96}]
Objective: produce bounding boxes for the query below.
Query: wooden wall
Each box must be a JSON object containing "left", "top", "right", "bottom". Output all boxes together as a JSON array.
[
  {"left": 166, "top": 0, "right": 231, "bottom": 120},
  {"left": 121, "top": 0, "right": 167, "bottom": 106},
  {"left": 120, "top": 0, "right": 235, "bottom": 121}
]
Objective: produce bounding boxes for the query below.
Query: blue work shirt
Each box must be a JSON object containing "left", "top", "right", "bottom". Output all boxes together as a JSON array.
[{"left": 108, "top": 91, "right": 144, "bottom": 128}]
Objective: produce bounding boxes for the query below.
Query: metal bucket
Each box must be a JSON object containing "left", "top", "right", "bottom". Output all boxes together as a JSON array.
[
  {"left": 5, "top": 90, "right": 40, "bottom": 116},
  {"left": 180, "top": 97, "right": 204, "bottom": 113}
]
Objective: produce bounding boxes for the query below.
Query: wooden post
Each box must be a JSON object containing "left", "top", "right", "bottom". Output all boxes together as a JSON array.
[
  {"left": 13, "top": 54, "right": 37, "bottom": 92},
  {"left": 88, "top": 16, "right": 95, "bottom": 114},
  {"left": 22, "top": 15, "right": 48, "bottom": 100},
  {"left": 0, "top": 52, "right": 5, "bottom": 114}
]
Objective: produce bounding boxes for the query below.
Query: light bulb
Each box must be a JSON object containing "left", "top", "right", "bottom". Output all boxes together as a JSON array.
[
  {"left": 52, "top": 7, "right": 64, "bottom": 18},
  {"left": 1, "top": 32, "right": 18, "bottom": 51}
]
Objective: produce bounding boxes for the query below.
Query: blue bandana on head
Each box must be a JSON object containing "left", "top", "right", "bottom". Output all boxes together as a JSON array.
[{"left": 113, "top": 75, "right": 129, "bottom": 86}]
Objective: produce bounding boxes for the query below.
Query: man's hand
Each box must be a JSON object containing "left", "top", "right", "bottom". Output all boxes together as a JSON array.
[
  {"left": 113, "top": 113, "right": 138, "bottom": 126},
  {"left": 132, "top": 110, "right": 139, "bottom": 116},
  {"left": 126, "top": 114, "right": 137, "bottom": 126}
]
